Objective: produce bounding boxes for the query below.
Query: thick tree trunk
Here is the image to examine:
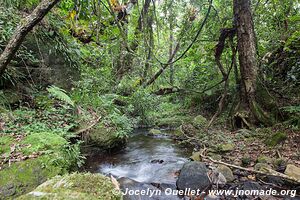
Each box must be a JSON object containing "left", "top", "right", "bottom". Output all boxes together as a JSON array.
[
  {"left": 233, "top": 0, "right": 271, "bottom": 128},
  {"left": 0, "top": 0, "right": 61, "bottom": 77}
]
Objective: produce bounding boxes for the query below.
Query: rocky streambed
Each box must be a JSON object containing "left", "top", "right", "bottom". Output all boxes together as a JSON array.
[
  {"left": 82, "top": 128, "right": 300, "bottom": 199},
  {"left": 17, "top": 128, "right": 300, "bottom": 199}
]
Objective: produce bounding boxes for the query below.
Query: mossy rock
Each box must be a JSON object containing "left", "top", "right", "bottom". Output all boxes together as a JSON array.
[
  {"left": 148, "top": 129, "right": 161, "bottom": 135},
  {"left": 156, "top": 115, "right": 193, "bottom": 128},
  {"left": 254, "top": 163, "right": 272, "bottom": 172},
  {"left": 264, "top": 132, "right": 287, "bottom": 147},
  {"left": 190, "top": 152, "right": 201, "bottom": 161},
  {"left": 284, "top": 164, "right": 300, "bottom": 181},
  {"left": 0, "top": 156, "right": 63, "bottom": 199},
  {"left": 173, "top": 127, "right": 184, "bottom": 137},
  {"left": 256, "top": 155, "right": 273, "bottom": 164},
  {"left": 214, "top": 143, "right": 235, "bottom": 153},
  {"left": 192, "top": 115, "right": 207, "bottom": 129},
  {"left": 89, "top": 124, "right": 126, "bottom": 150},
  {"left": 217, "top": 165, "right": 234, "bottom": 182},
  {"left": 18, "top": 173, "right": 121, "bottom": 200}
]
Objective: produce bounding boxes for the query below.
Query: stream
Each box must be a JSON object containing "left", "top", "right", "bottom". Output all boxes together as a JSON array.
[{"left": 85, "top": 129, "right": 192, "bottom": 184}]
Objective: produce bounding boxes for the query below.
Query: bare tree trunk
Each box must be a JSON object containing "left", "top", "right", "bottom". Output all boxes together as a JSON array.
[
  {"left": 233, "top": 0, "right": 271, "bottom": 128},
  {"left": 142, "top": 13, "right": 154, "bottom": 81},
  {"left": 144, "top": 43, "right": 180, "bottom": 87},
  {"left": 169, "top": 19, "right": 175, "bottom": 86},
  {"left": 0, "top": 0, "right": 61, "bottom": 77}
]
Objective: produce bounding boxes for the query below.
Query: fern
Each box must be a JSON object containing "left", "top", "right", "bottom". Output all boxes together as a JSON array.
[{"left": 47, "top": 86, "right": 75, "bottom": 107}]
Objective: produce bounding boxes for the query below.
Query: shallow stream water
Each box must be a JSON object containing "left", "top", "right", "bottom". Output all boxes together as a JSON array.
[{"left": 85, "top": 129, "right": 192, "bottom": 184}]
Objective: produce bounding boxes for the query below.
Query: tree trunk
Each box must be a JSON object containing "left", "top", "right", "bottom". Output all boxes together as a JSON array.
[
  {"left": 169, "top": 18, "right": 175, "bottom": 86},
  {"left": 233, "top": 0, "right": 271, "bottom": 128},
  {"left": 115, "top": 0, "right": 152, "bottom": 79},
  {"left": 0, "top": 0, "right": 61, "bottom": 77}
]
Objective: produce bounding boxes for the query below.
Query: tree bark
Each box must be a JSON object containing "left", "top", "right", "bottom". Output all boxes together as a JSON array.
[
  {"left": 169, "top": 17, "right": 175, "bottom": 86},
  {"left": 233, "top": 0, "right": 271, "bottom": 128},
  {"left": 0, "top": 0, "right": 61, "bottom": 77}
]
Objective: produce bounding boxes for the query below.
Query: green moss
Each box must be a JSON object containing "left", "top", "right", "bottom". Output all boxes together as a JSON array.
[
  {"left": 256, "top": 155, "right": 272, "bottom": 164},
  {"left": 21, "top": 132, "right": 67, "bottom": 156},
  {"left": 156, "top": 115, "right": 193, "bottom": 128},
  {"left": 0, "top": 135, "right": 14, "bottom": 154},
  {"left": 214, "top": 143, "right": 235, "bottom": 153},
  {"left": 256, "top": 127, "right": 273, "bottom": 139},
  {"left": 89, "top": 124, "right": 126, "bottom": 149},
  {"left": 18, "top": 173, "right": 121, "bottom": 200},
  {"left": 148, "top": 129, "right": 161, "bottom": 135},
  {"left": 192, "top": 115, "right": 207, "bottom": 129},
  {"left": 0, "top": 156, "right": 63, "bottom": 199},
  {"left": 265, "top": 132, "right": 287, "bottom": 147}
]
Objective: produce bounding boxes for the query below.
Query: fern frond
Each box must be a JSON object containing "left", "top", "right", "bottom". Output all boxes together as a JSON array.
[{"left": 47, "top": 86, "right": 75, "bottom": 107}]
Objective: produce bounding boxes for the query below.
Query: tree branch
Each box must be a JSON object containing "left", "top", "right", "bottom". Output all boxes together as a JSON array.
[{"left": 0, "top": 0, "right": 61, "bottom": 77}]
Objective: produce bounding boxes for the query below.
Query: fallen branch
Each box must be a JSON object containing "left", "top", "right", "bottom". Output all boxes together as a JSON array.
[
  {"left": 75, "top": 116, "right": 101, "bottom": 135},
  {"left": 200, "top": 149, "right": 300, "bottom": 184}
]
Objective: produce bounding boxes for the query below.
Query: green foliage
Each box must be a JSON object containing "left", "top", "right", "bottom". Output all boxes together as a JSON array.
[
  {"left": 265, "top": 132, "right": 287, "bottom": 147},
  {"left": 0, "top": 135, "right": 13, "bottom": 154},
  {"left": 128, "top": 89, "right": 158, "bottom": 125},
  {"left": 0, "top": 0, "right": 39, "bottom": 10},
  {"left": 47, "top": 86, "right": 75, "bottom": 107},
  {"left": 281, "top": 105, "right": 300, "bottom": 129}
]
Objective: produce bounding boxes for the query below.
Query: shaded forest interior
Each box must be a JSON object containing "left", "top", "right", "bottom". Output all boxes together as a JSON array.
[{"left": 0, "top": 0, "right": 299, "bottom": 199}]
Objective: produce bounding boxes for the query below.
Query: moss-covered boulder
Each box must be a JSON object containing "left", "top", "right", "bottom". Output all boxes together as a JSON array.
[
  {"left": 148, "top": 129, "right": 161, "bottom": 135},
  {"left": 215, "top": 143, "right": 235, "bottom": 153},
  {"left": 192, "top": 115, "right": 207, "bottom": 129},
  {"left": 18, "top": 173, "right": 121, "bottom": 200},
  {"left": 181, "top": 123, "right": 198, "bottom": 137},
  {"left": 89, "top": 125, "right": 126, "bottom": 150},
  {"left": 190, "top": 152, "right": 201, "bottom": 161},
  {"left": 254, "top": 163, "right": 272, "bottom": 172},
  {"left": 156, "top": 115, "right": 193, "bottom": 128},
  {"left": 217, "top": 165, "right": 234, "bottom": 182},
  {"left": 284, "top": 164, "right": 300, "bottom": 181},
  {"left": 256, "top": 155, "right": 273, "bottom": 164},
  {"left": 0, "top": 131, "right": 81, "bottom": 199},
  {"left": 265, "top": 132, "right": 287, "bottom": 147},
  {"left": 0, "top": 156, "right": 63, "bottom": 199}
]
